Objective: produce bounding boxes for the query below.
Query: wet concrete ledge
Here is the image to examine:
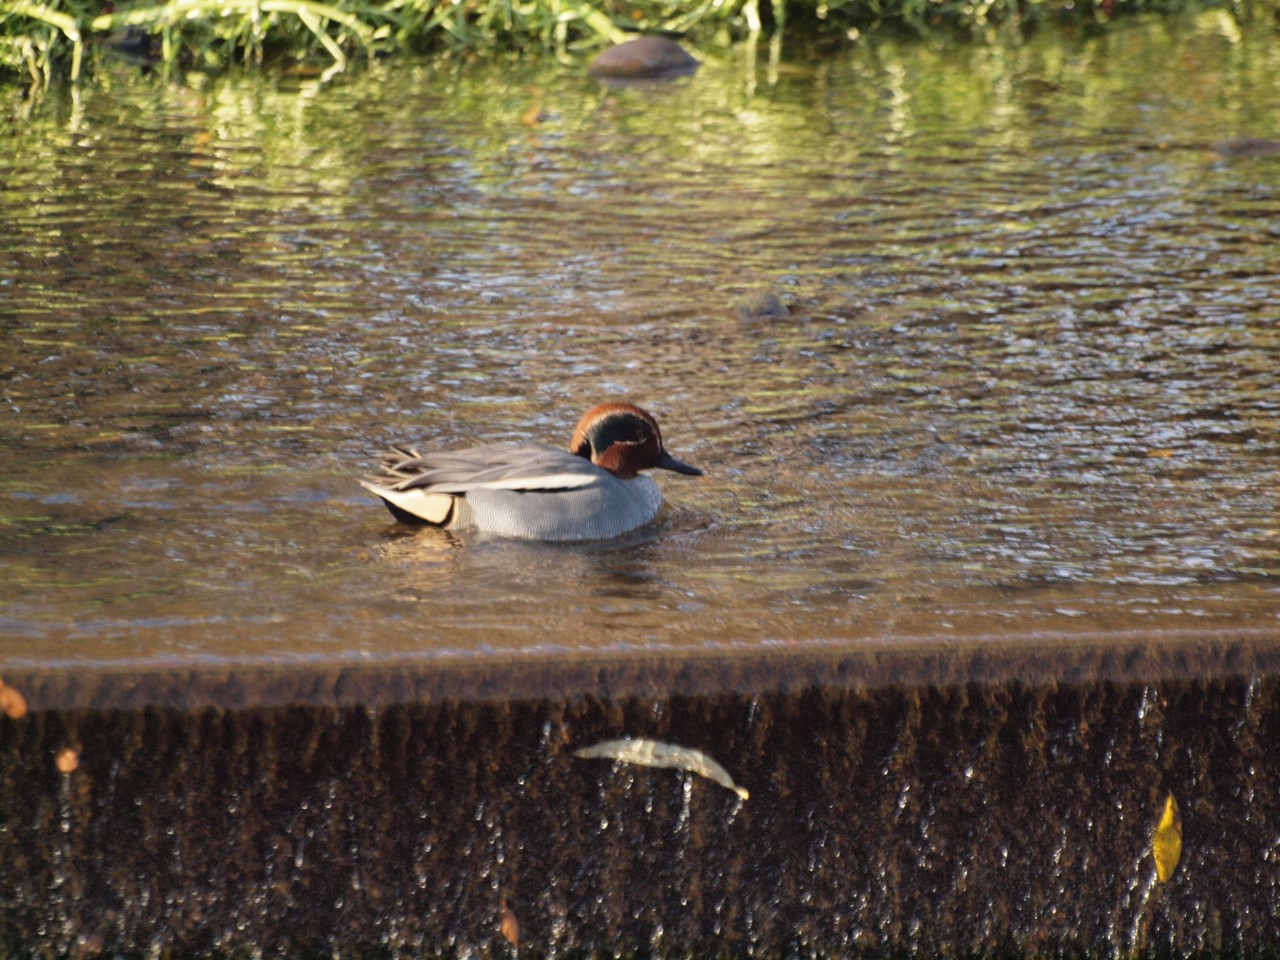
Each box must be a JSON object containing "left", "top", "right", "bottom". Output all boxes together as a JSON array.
[
  {"left": 3, "top": 628, "right": 1280, "bottom": 958},
  {"left": 8, "top": 626, "right": 1280, "bottom": 713}
]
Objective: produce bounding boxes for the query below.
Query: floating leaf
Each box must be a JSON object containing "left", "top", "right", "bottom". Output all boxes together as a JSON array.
[
  {"left": 1152, "top": 792, "right": 1182, "bottom": 882},
  {"left": 574, "top": 737, "right": 749, "bottom": 800}
]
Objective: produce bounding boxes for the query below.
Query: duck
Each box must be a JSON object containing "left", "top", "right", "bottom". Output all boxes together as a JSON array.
[{"left": 360, "top": 402, "right": 703, "bottom": 541}]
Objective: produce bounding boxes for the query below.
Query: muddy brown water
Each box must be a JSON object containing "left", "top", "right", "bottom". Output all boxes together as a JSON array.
[
  {"left": 2, "top": 14, "right": 1280, "bottom": 957},
  {"left": 2, "top": 17, "right": 1278, "bottom": 686}
]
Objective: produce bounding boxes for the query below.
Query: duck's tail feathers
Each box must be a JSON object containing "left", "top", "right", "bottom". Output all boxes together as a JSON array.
[
  {"left": 376, "top": 445, "right": 428, "bottom": 479},
  {"left": 359, "top": 480, "right": 455, "bottom": 526}
]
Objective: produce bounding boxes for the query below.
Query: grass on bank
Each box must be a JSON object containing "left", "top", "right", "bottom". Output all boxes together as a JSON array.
[
  {"left": 0, "top": 0, "right": 1268, "bottom": 85},
  {"left": 6, "top": 0, "right": 755, "bottom": 82}
]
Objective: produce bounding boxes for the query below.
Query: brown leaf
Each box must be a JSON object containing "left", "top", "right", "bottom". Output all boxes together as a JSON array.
[
  {"left": 0, "top": 681, "right": 27, "bottom": 719},
  {"left": 499, "top": 898, "right": 519, "bottom": 950},
  {"left": 56, "top": 748, "right": 80, "bottom": 774}
]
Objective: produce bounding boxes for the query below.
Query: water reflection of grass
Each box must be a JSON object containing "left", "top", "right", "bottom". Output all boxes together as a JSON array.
[
  {"left": 3, "top": 0, "right": 726, "bottom": 83},
  {"left": 1, "top": 0, "right": 1254, "bottom": 86}
]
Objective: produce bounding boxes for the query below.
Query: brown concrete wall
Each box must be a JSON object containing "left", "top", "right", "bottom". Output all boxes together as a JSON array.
[{"left": 2, "top": 652, "right": 1279, "bottom": 957}]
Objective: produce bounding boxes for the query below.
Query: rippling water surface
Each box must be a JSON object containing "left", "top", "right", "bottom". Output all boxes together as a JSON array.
[{"left": 2, "top": 15, "right": 1279, "bottom": 673}]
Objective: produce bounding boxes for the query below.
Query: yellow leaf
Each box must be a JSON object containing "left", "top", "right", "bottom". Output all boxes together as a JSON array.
[{"left": 1153, "top": 792, "right": 1182, "bottom": 882}]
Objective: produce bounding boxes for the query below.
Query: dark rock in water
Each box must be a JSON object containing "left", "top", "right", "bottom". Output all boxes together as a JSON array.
[
  {"left": 1212, "top": 137, "right": 1280, "bottom": 158},
  {"left": 588, "top": 37, "right": 699, "bottom": 79},
  {"left": 103, "top": 27, "right": 155, "bottom": 60},
  {"left": 731, "top": 290, "right": 789, "bottom": 321}
]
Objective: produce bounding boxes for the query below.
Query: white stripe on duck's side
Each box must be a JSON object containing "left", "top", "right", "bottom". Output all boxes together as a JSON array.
[{"left": 360, "top": 402, "right": 702, "bottom": 541}]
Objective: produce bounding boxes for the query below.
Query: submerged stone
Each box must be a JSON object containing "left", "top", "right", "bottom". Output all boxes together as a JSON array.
[
  {"left": 588, "top": 37, "right": 700, "bottom": 79},
  {"left": 1212, "top": 136, "right": 1280, "bottom": 158},
  {"left": 731, "top": 290, "right": 789, "bottom": 321}
]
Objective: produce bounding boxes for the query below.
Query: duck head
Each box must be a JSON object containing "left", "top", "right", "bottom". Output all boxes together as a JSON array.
[{"left": 568, "top": 402, "right": 703, "bottom": 480}]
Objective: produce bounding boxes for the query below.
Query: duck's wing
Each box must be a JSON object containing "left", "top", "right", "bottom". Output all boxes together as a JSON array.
[
  {"left": 380, "top": 443, "right": 604, "bottom": 493},
  {"left": 361, "top": 443, "right": 606, "bottom": 526}
]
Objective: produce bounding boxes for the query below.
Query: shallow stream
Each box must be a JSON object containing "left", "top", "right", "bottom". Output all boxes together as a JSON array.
[{"left": 3, "top": 15, "right": 1279, "bottom": 679}]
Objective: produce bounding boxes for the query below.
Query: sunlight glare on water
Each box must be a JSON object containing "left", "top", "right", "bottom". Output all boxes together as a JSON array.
[{"left": 1, "top": 16, "right": 1279, "bottom": 674}]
